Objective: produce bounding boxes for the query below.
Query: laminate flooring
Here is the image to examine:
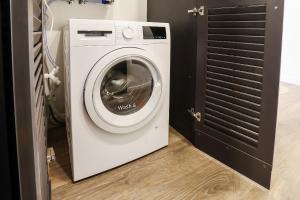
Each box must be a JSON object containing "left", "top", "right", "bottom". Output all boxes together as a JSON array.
[{"left": 49, "top": 83, "right": 300, "bottom": 200}]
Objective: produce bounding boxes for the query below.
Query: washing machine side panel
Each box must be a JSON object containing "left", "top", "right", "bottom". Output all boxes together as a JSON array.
[{"left": 63, "top": 25, "right": 74, "bottom": 175}]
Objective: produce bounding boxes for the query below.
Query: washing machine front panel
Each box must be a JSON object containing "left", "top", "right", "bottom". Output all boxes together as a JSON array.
[{"left": 84, "top": 48, "right": 164, "bottom": 134}]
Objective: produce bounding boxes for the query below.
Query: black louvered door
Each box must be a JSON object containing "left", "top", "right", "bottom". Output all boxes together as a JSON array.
[
  {"left": 195, "top": 0, "right": 284, "bottom": 188},
  {"left": 32, "top": 0, "right": 49, "bottom": 198}
]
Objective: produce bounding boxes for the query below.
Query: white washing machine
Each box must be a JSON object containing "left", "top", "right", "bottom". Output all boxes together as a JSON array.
[{"left": 63, "top": 19, "right": 170, "bottom": 181}]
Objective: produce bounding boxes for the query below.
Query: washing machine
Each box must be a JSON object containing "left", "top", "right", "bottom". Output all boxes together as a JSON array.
[{"left": 63, "top": 19, "right": 170, "bottom": 181}]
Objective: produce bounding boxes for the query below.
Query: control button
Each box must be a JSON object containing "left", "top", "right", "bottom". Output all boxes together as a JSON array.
[{"left": 122, "top": 27, "right": 135, "bottom": 39}]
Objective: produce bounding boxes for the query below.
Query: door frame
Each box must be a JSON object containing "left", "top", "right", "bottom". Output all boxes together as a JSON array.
[{"left": 0, "top": 0, "right": 20, "bottom": 199}]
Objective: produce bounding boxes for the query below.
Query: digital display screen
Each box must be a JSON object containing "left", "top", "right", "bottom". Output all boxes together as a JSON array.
[{"left": 143, "top": 26, "right": 166, "bottom": 40}]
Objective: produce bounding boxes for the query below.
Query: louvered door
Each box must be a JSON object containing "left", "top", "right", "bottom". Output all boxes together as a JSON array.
[
  {"left": 9, "top": 0, "right": 49, "bottom": 199},
  {"left": 195, "top": 0, "right": 284, "bottom": 188},
  {"left": 31, "top": 0, "right": 49, "bottom": 199}
]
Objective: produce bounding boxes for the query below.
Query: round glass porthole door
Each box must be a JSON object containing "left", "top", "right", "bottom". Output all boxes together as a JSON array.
[
  {"left": 84, "top": 49, "right": 163, "bottom": 134},
  {"left": 101, "top": 59, "right": 154, "bottom": 116}
]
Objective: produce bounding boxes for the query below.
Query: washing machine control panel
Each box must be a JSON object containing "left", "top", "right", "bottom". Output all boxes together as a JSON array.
[
  {"left": 116, "top": 23, "right": 168, "bottom": 44},
  {"left": 70, "top": 20, "right": 169, "bottom": 47},
  {"left": 116, "top": 25, "right": 143, "bottom": 42}
]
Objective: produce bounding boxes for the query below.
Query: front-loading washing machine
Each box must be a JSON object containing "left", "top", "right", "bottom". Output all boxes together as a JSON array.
[{"left": 63, "top": 19, "right": 170, "bottom": 181}]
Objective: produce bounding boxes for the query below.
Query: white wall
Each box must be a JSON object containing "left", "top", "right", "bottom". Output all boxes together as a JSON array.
[
  {"left": 47, "top": 0, "right": 147, "bottom": 113},
  {"left": 281, "top": 0, "right": 300, "bottom": 86}
]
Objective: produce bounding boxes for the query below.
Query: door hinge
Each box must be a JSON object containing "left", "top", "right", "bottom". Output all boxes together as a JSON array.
[
  {"left": 198, "top": 6, "right": 205, "bottom": 16},
  {"left": 47, "top": 147, "right": 56, "bottom": 163},
  {"left": 188, "top": 108, "right": 202, "bottom": 122},
  {"left": 188, "top": 6, "right": 205, "bottom": 16},
  {"left": 188, "top": 7, "right": 199, "bottom": 16}
]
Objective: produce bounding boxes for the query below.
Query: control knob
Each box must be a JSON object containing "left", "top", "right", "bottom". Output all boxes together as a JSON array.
[{"left": 122, "top": 27, "right": 135, "bottom": 39}]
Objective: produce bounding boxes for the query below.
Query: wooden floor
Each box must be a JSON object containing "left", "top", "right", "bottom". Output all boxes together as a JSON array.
[{"left": 49, "top": 83, "right": 300, "bottom": 200}]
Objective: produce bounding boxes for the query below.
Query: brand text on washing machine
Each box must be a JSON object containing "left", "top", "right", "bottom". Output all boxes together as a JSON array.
[{"left": 117, "top": 103, "right": 137, "bottom": 111}]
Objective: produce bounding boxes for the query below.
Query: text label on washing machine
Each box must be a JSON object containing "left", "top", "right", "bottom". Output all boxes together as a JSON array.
[{"left": 117, "top": 103, "right": 137, "bottom": 111}]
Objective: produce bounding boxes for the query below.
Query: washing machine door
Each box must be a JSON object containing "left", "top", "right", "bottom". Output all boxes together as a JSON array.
[{"left": 84, "top": 48, "right": 164, "bottom": 134}]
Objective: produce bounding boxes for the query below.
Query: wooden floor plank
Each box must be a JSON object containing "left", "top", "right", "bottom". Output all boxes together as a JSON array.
[{"left": 49, "top": 83, "right": 300, "bottom": 200}]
